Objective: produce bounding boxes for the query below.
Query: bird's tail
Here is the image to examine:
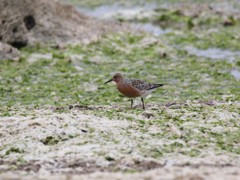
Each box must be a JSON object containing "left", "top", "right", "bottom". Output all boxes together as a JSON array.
[{"left": 147, "top": 84, "right": 164, "bottom": 90}]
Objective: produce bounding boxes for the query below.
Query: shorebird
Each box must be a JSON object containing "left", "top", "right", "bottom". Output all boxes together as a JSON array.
[{"left": 104, "top": 73, "right": 164, "bottom": 109}]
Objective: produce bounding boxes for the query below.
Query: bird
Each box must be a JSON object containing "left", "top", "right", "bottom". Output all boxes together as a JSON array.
[{"left": 104, "top": 73, "right": 164, "bottom": 109}]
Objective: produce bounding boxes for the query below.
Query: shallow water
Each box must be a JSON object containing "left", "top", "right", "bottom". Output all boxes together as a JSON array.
[
  {"left": 185, "top": 46, "right": 240, "bottom": 62},
  {"left": 76, "top": 3, "right": 171, "bottom": 36},
  {"left": 76, "top": 3, "right": 156, "bottom": 19},
  {"left": 231, "top": 69, "right": 240, "bottom": 81},
  {"left": 134, "top": 23, "right": 171, "bottom": 36}
]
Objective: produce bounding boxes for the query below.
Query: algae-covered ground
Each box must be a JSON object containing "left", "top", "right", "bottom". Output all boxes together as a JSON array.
[{"left": 0, "top": 0, "right": 240, "bottom": 179}]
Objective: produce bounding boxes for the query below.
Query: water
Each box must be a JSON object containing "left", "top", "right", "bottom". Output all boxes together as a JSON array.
[
  {"left": 77, "top": 3, "right": 156, "bottom": 19},
  {"left": 185, "top": 46, "right": 240, "bottom": 62},
  {"left": 65, "top": 1, "right": 240, "bottom": 80},
  {"left": 185, "top": 46, "right": 240, "bottom": 80},
  {"left": 231, "top": 69, "right": 240, "bottom": 81},
  {"left": 76, "top": 4, "right": 171, "bottom": 36},
  {"left": 134, "top": 23, "right": 171, "bottom": 36}
]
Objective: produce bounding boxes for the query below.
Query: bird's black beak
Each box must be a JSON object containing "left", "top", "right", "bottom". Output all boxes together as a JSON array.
[{"left": 104, "top": 79, "right": 113, "bottom": 84}]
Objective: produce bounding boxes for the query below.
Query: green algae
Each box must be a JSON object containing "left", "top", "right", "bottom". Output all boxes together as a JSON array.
[
  {"left": 5, "top": 147, "right": 24, "bottom": 155},
  {"left": 0, "top": 31, "right": 239, "bottom": 157},
  {"left": 1, "top": 32, "right": 239, "bottom": 109}
]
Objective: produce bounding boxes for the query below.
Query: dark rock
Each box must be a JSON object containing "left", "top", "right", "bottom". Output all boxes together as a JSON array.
[{"left": 0, "top": 0, "right": 126, "bottom": 48}]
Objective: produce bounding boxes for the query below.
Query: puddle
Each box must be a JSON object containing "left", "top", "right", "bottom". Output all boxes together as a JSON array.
[
  {"left": 134, "top": 23, "right": 171, "bottom": 36},
  {"left": 231, "top": 69, "right": 240, "bottom": 81},
  {"left": 186, "top": 47, "right": 240, "bottom": 62},
  {"left": 186, "top": 46, "right": 240, "bottom": 80},
  {"left": 77, "top": 4, "right": 120, "bottom": 19},
  {"left": 76, "top": 3, "right": 156, "bottom": 19},
  {"left": 76, "top": 3, "right": 171, "bottom": 36}
]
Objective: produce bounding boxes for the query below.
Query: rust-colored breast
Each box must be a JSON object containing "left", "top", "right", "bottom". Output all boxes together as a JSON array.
[{"left": 116, "top": 83, "right": 141, "bottom": 98}]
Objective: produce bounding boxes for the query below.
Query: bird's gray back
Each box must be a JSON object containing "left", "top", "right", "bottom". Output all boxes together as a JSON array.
[{"left": 124, "top": 79, "right": 154, "bottom": 92}]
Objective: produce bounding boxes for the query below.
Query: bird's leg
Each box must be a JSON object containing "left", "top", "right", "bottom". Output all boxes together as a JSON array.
[
  {"left": 141, "top": 98, "right": 145, "bottom": 110},
  {"left": 130, "top": 99, "right": 133, "bottom": 109}
]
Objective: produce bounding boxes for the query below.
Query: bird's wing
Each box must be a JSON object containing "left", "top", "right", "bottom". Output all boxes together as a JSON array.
[
  {"left": 125, "top": 79, "right": 153, "bottom": 92},
  {"left": 126, "top": 79, "right": 164, "bottom": 91}
]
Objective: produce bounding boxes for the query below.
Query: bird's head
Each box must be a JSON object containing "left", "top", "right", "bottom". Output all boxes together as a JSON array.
[{"left": 104, "top": 73, "right": 124, "bottom": 84}]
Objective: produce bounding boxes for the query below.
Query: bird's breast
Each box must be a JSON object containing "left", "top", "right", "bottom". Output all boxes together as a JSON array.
[{"left": 116, "top": 83, "right": 141, "bottom": 98}]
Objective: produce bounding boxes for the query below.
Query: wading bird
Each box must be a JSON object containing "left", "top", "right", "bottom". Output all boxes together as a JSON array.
[{"left": 104, "top": 73, "right": 164, "bottom": 109}]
